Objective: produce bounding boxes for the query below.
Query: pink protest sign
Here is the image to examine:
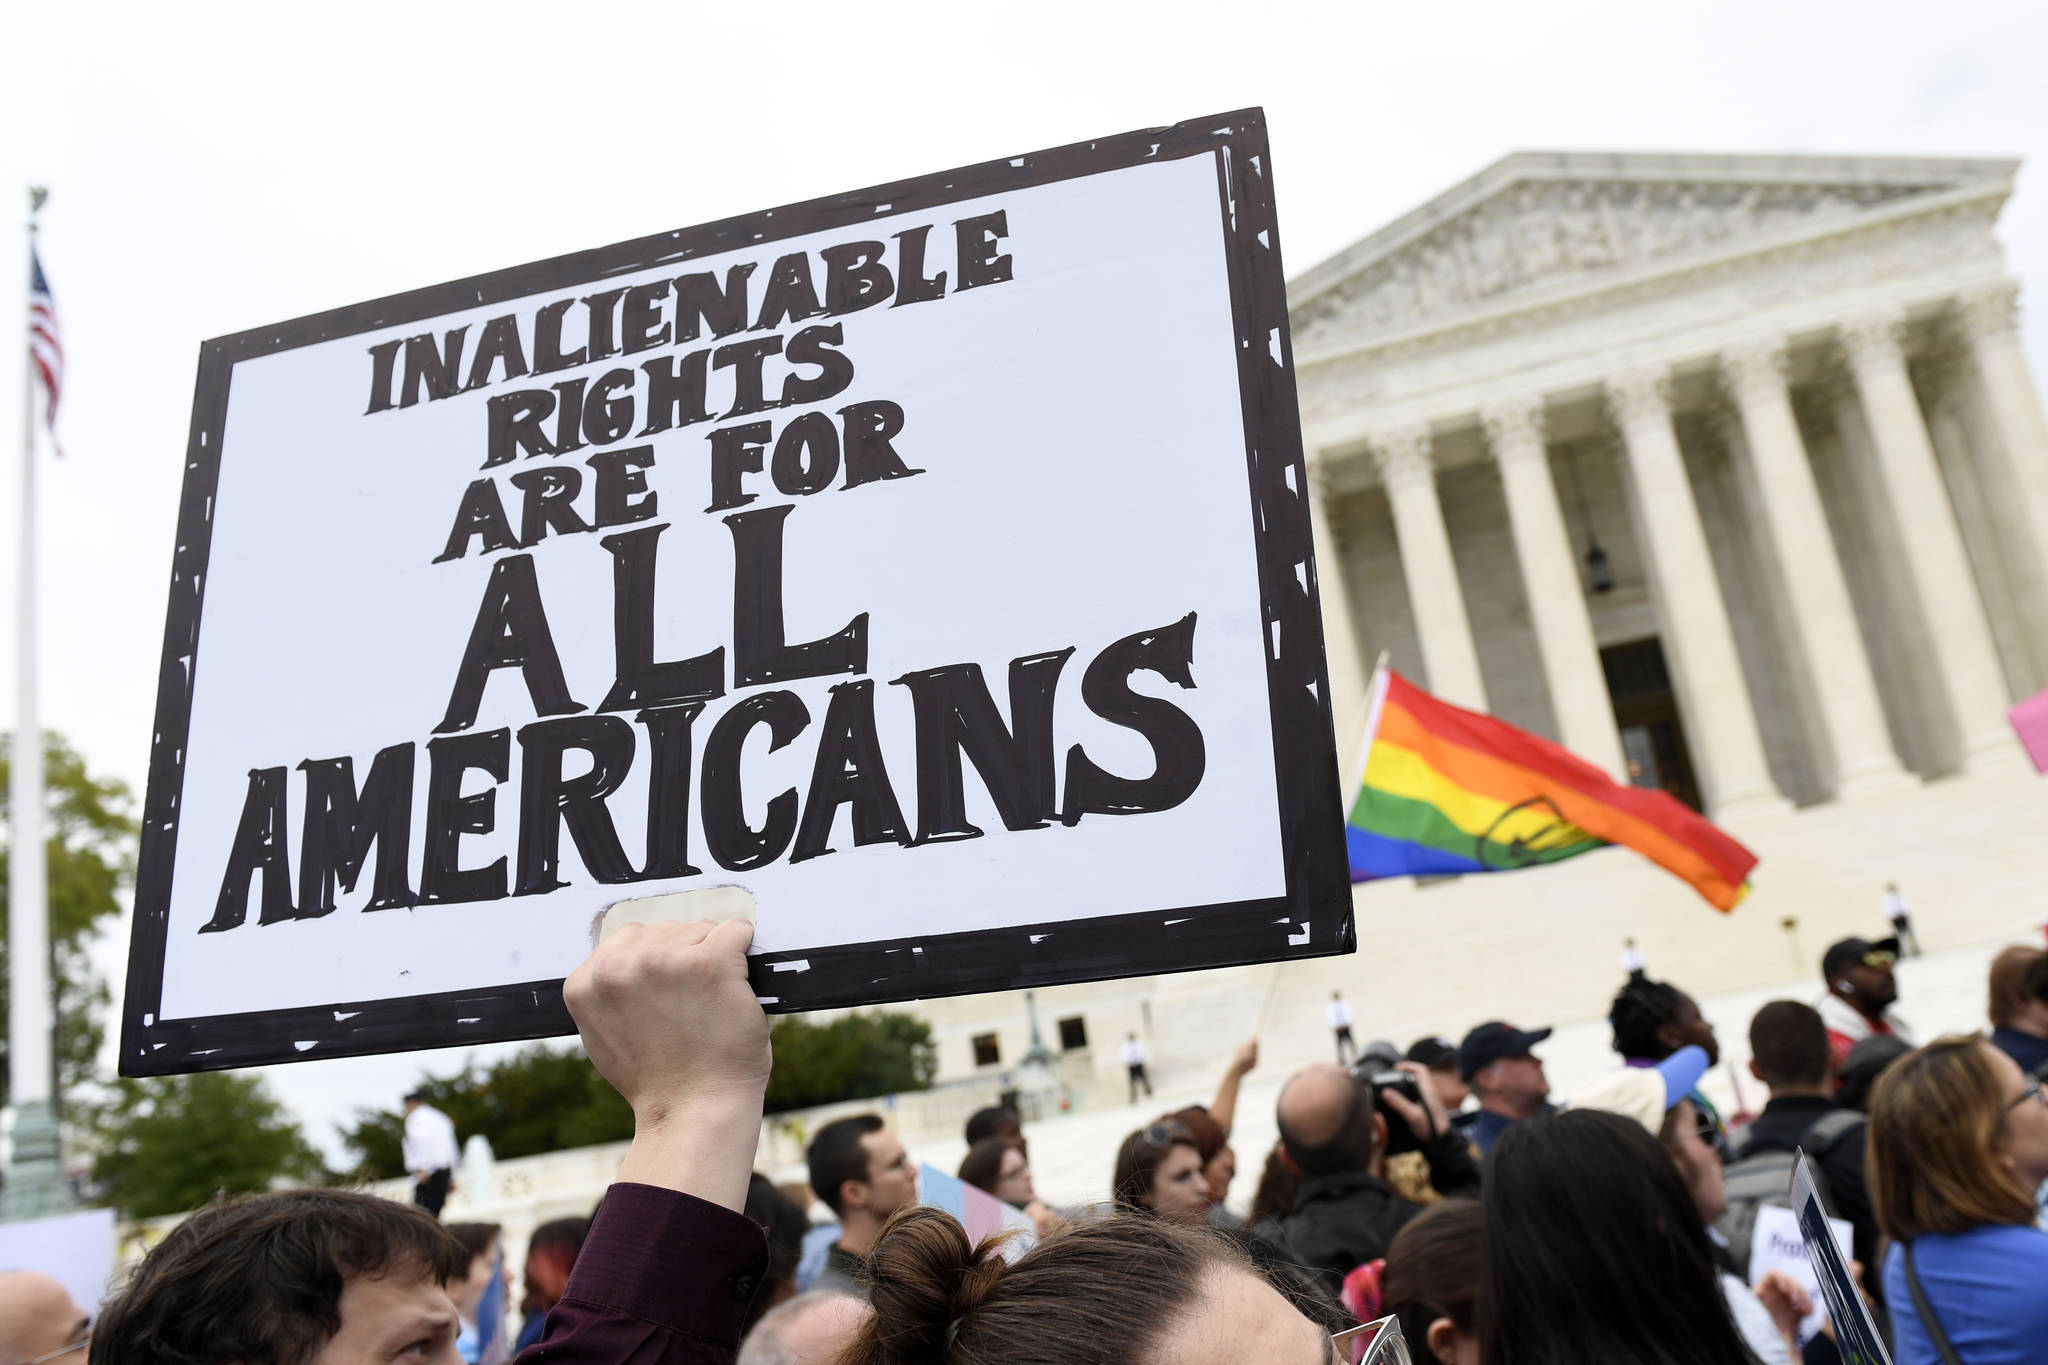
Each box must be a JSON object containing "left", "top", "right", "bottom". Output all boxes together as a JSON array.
[{"left": 2011, "top": 687, "right": 2048, "bottom": 773}]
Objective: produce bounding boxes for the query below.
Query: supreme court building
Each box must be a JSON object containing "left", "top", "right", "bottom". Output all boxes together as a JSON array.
[{"left": 913, "top": 152, "right": 2048, "bottom": 1095}]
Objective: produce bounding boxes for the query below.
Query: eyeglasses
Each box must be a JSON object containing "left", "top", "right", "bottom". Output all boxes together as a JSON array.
[
  {"left": 1331, "top": 1314, "right": 1412, "bottom": 1364},
  {"left": 26, "top": 1335, "right": 88, "bottom": 1365},
  {"left": 2007, "top": 1079, "right": 2048, "bottom": 1114}
]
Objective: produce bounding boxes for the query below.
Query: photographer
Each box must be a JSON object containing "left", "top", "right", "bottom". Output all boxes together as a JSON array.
[{"left": 1259, "top": 1060, "right": 1481, "bottom": 1293}]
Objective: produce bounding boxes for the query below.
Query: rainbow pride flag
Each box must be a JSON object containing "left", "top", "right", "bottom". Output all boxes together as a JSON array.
[{"left": 1347, "top": 669, "right": 1757, "bottom": 911}]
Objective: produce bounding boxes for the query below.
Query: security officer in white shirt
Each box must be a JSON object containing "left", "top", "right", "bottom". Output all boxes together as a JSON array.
[{"left": 401, "top": 1090, "right": 461, "bottom": 1216}]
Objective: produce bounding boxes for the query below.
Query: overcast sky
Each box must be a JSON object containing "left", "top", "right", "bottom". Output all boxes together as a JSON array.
[{"left": 7, "top": 0, "right": 2047, "bottom": 1163}]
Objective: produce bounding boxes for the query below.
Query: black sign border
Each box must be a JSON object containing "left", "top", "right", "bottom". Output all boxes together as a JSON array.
[{"left": 120, "top": 108, "right": 1353, "bottom": 1077}]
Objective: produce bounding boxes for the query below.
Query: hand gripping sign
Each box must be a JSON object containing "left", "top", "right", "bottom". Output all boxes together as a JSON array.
[{"left": 120, "top": 110, "right": 1352, "bottom": 1074}]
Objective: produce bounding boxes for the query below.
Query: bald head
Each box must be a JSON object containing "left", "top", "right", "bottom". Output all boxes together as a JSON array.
[
  {"left": 1277, "top": 1065, "right": 1355, "bottom": 1147},
  {"left": 0, "top": 1272, "right": 90, "bottom": 1362},
  {"left": 1276, "top": 1064, "right": 1377, "bottom": 1178},
  {"left": 738, "top": 1290, "right": 868, "bottom": 1365}
]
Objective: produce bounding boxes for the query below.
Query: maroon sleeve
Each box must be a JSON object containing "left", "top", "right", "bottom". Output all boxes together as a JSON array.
[{"left": 521, "top": 1182, "right": 769, "bottom": 1365}]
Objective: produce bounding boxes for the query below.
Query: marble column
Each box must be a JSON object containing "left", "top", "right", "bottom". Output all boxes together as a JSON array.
[
  {"left": 1305, "top": 454, "right": 1370, "bottom": 754},
  {"left": 1838, "top": 312, "right": 2019, "bottom": 771},
  {"left": 1481, "top": 397, "right": 1625, "bottom": 776},
  {"left": 1720, "top": 339, "right": 1908, "bottom": 796},
  {"left": 1370, "top": 425, "right": 1488, "bottom": 711},
  {"left": 1605, "top": 368, "right": 1784, "bottom": 813},
  {"left": 1956, "top": 282, "right": 2048, "bottom": 661}
]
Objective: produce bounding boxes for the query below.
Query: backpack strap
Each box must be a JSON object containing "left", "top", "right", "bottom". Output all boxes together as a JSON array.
[
  {"left": 1805, "top": 1108, "right": 1866, "bottom": 1159},
  {"left": 1901, "top": 1241, "right": 1969, "bottom": 1365}
]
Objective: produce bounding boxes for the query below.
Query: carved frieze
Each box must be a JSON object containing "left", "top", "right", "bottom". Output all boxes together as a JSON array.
[{"left": 1293, "top": 177, "right": 1950, "bottom": 347}]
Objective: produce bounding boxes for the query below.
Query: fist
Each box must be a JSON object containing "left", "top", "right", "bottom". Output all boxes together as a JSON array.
[{"left": 565, "top": 917, "right": 772, "bottom": 1121}]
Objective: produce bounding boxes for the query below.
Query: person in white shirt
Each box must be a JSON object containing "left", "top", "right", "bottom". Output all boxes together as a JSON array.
[
  {"left": 401, "top": 1090, "right": 461, "bottom": 1216},
  {"left": 1121, "top": 1032, "right": 1152, "bottom": 1103},
  {"left": 1882, "top": 881, "right": 1920, "bottom": 956},
  {"left": 1326, "top": 990, "right": 1356, "bottom": 1064},
  {"left": 1621, "top": 937, "right": 1647, "bottom": 982}
]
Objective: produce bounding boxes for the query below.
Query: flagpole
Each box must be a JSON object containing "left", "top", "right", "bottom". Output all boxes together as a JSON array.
[{"left": 4, "top": 185, "right": 71, "bottom": 1220}]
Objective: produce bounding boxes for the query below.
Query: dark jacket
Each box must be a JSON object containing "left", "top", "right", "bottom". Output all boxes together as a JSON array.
[
  {"left": 1737, "top": 1095, "right": 1878, "bottom": 1272},
  {"left": 523, "top": 1182, "right": 768, "bottom": 1364},
  {"left": 1264, "top": 1132, "right": 1482, "bottom": 1292},
  {"left": 1992, "top": 1026, "right": 2048, "bottom": 1077}
]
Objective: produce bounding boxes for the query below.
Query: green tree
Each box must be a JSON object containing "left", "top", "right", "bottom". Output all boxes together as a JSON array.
[
  {"left": 764, "top": 1010, "right": 937, "bottom": 1114},
  {"left": 85, "top": 1071, "right": 329, "bottom": 1219},
  {"left": 342, "top": 1009, "right": 938, "bottom": 1177},
  {"left": 340, "top": 1045, "right": 634, "bottom": 1181},
  {"left": 0, "top": 733, "right": 138, "bottom": 1102}
]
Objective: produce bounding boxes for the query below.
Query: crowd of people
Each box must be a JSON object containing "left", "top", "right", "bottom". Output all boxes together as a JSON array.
[{"left": 8, "top": 916, "right": 2048, "bottom": 1365}]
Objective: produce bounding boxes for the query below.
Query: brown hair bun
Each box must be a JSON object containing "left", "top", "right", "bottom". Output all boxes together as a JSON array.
[{"left": 859, "top": 1207, "right": 1012, "bottom": 1361}]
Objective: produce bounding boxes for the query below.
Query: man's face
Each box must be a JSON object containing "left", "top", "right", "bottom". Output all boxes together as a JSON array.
[
  {"left": 310, "top": 1271, "right": 462, "bottom": 1365},
  {"left": 1666, "top": 993, "right": 1721, "bottom": 1066},
  {"left": 0, "top": 1271, "right": 90, "bottom": 1362},
  {"left": 1846, "top": 955, "right": 1898, "bottom": 1011},
  {"left": 1483, "top": 1053, "right": 1548, "bottom": 1106},
  {"left": 855, "top": 1130, "right": 919, "bottom": 1221}
]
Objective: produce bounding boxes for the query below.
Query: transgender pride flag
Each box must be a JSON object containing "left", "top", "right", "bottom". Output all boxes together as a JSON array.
[{"left": 917, "top": 1164, "right": 1040, "bottom": 1261}]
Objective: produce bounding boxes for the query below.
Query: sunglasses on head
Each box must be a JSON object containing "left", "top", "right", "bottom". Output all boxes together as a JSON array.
[{"left": 1138, "top": 1120, "right": 1192, "bottom": 1150}]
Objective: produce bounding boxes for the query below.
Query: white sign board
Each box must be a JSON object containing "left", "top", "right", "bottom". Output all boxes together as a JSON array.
[
  {"left": 121, "top": 110, "right": 1352, "bottom": 1074},
  {"left": 0, "top": 1207, "right": 116, "bottom": 1318},
  {"left": 1750, "top": 1202, "right": 1851, "bottom": 1346}
]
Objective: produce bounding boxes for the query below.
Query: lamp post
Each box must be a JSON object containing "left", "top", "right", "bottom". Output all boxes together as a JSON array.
[{"left": 1015, "top": 990, "right": 1058, "bottom": 1119}]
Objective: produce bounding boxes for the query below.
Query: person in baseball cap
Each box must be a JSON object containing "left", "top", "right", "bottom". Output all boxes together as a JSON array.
[
  {"left": 1405, "top": 1035, "right": 1470, "bottom": 1115},
  {"left": 1818, "top": 935, "right": 1913, "bottom": 1070},
  {"left": 1456, "top": 1021, "right": 1553, "bottom": 1158}
]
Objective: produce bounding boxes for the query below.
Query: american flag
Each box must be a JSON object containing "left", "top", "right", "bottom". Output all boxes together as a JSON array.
[{"left": 29, "top": 245, "right": 63, "bottom": 445}]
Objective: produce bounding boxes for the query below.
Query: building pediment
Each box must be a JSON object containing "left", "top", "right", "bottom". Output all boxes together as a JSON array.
[{"left": 1289, "top": 152, "right": 2016, "bottom": 353}]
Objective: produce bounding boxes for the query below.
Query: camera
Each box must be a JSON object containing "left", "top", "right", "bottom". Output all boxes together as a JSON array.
[{"left": 1349, "top": 1043, "right": 1430, "bottom": 1156}]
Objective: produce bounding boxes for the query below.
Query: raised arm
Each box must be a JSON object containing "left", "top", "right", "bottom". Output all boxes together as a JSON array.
[
  {"left": 1208, "top": 1040, "right": 1259, "bottom": 1137},
  {"left": 572, "top": 917, "right": 771, "bottom": 1210},
  {"left": 524, "top": 916, "right": 775, "bottom": 1365}
]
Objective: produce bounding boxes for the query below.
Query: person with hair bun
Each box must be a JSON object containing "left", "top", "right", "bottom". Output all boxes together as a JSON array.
[
  {"left": 1112, "top": 1119, "right": 1213, "bottom": 1221},
  {"left": 840, "top": 1206, "right": 1343, "bottom": 1365}
]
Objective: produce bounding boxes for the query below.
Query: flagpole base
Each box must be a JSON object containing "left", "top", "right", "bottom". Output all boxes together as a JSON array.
[{"left": 1, "top": 1101, "right": 77, "bottom": 1221}]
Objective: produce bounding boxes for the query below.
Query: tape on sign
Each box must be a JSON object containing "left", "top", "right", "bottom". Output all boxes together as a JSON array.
[{"left": 594, "top": 886, "right": 758, "bottom": 946}]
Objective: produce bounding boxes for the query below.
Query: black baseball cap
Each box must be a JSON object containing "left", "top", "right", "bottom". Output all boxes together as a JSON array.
[
  {"left": 1458, "top": 1021, "right": 1552, "bottom": 1080},
  {"left": 1822, "top": 936, "right": 1901, "bottom": 982},
  {"left": 1406, "top": 1035, "right": 1459, "bottom": 1070}
]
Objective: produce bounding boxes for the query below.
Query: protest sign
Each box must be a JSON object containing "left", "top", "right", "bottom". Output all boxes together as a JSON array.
[
  {"left": 918, "top": 1163, "right": 1038, "bottom": 1262},
  {"left": 1790, "top": 1152, "right": 1891, "bottom": 1365},
  {"left": 120, "top": 110, "right": 1352, "bottom": 1075},
  {"left": 0, "top": 1207, "right": 115, "bottom": 1319},
  {"left": 1750, "top": 1202, "right": 1851, "bottom": 1347}
]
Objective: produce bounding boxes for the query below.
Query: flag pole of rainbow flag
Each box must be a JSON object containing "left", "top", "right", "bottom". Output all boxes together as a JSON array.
[{"left": 1346, "top": 668, "right": 1758, "bottom": 911}]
